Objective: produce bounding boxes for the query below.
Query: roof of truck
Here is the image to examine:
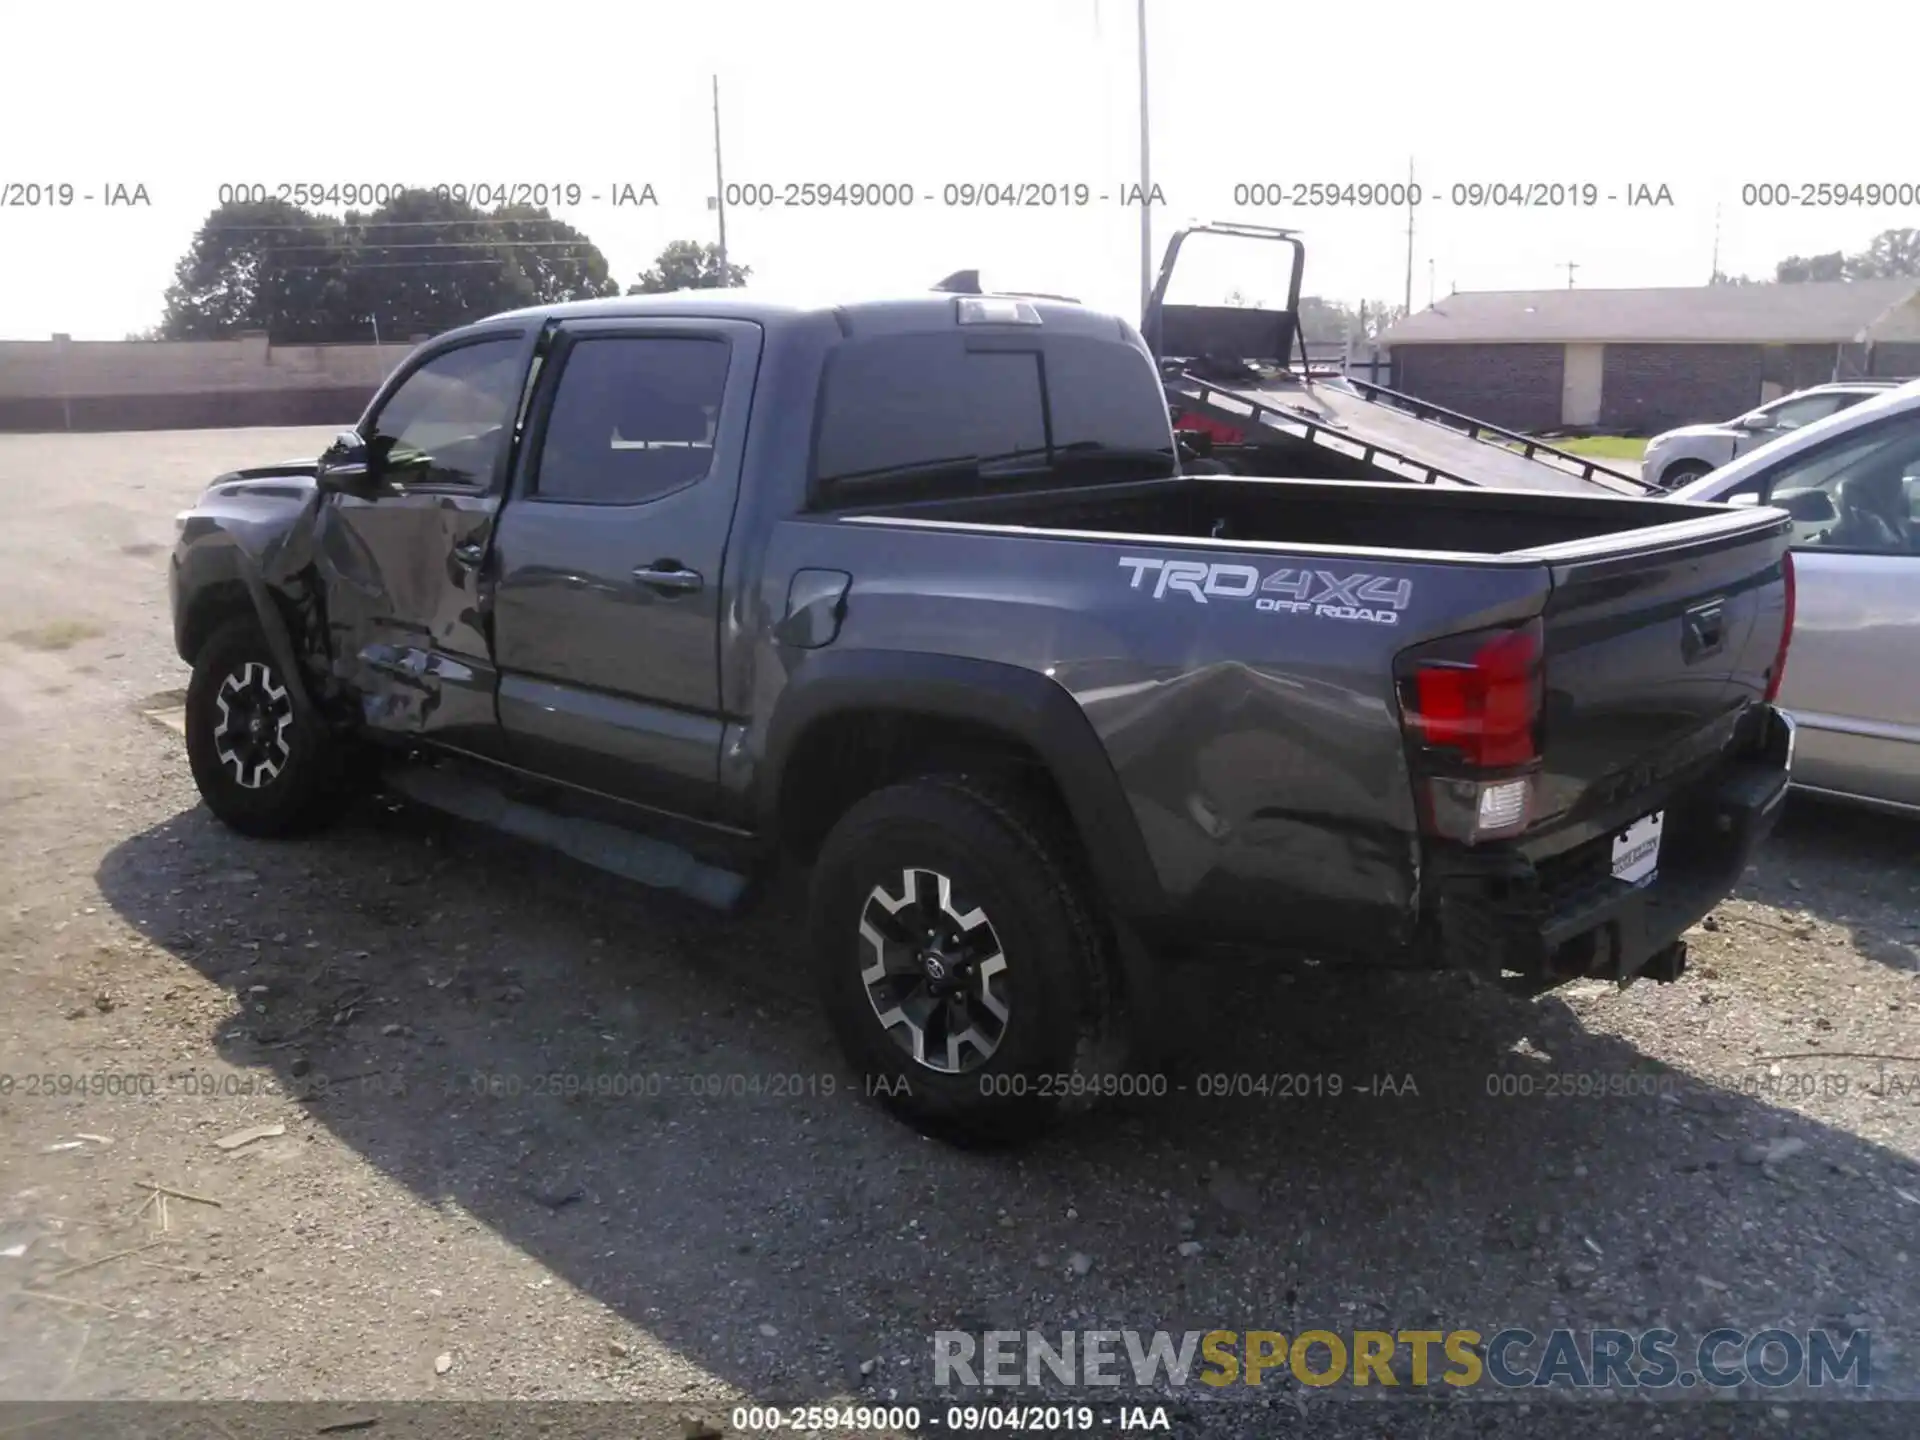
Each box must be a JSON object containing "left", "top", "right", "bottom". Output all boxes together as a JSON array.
[{"left": 479, "top": 288, "right": 1140, "bottom": 340}]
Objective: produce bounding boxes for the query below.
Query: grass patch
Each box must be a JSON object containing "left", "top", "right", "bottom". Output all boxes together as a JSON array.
[
  {"left": 1554, "top": 435, "right": 1647, "bottom": 461},
  {"left": 9, "top": 618, "right": 105, "bottom": 651}
]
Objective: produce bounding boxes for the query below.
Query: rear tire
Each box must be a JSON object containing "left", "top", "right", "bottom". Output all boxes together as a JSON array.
[
  {"left": 808, "top": 774, "right": 1114, "bottom": 1144},
  {"left": 1657, "top": 459, "right": 1712, "bottom": 491},
  {"left": 184, "top": 617, "right": 353, "bottom": 838}
]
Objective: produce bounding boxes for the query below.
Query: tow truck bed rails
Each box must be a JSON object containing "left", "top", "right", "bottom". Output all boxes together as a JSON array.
[
  {"left": 1337, "top": 374, "right": 1650, "bottom": 491},
  {"left": 1148, "top": 222, "right": 1655, "bottom": 496}
]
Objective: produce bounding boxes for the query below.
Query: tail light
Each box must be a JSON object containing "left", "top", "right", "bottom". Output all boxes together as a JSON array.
[
  {"left": 1395, "top": 617, "right": 1545, "bottom": 842},
  {"left": 1763, "top": 550, "right": 1795, "bottom": 704}
]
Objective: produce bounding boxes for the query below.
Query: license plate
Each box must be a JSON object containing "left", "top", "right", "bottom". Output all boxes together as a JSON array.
[{"left": 1612, "top": 811, "right": 1664, "bottom": 886}]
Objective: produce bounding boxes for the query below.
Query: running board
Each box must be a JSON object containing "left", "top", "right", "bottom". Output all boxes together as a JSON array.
[{"left": 382, "top": 763, "right": 749, "bottom": 912}]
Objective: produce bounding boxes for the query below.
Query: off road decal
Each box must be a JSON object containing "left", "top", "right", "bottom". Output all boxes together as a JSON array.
[{"left": 1118, "top": 557, "right": 1412, "bottom": 626}]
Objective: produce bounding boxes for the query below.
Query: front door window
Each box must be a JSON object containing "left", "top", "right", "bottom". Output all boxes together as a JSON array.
[{"left": 365, "top": 338, "right": 527, "bottom": 489}]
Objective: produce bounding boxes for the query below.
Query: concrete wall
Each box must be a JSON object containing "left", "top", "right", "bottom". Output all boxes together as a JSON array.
[{"left": 0, "top": 334, "right": 421, "bottom": 433}]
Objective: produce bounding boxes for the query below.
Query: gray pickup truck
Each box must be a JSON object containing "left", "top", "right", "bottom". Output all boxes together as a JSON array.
[{"left": 170, "top": 286, "right": 1798, "bottom": 1138}]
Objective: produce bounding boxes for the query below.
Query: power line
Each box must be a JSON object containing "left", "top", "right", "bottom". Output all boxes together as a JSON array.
[
  {"left": 208, "top": 218, "right": 589, "bottom": 234},
  {"left": 244, "top": 239, "right": 605, "bottom": 255},
  {"left": 262, "top": 259, "right": 551, "bottom": 271}
]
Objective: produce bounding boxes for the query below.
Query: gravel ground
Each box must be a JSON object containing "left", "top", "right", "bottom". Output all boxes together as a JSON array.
[{"left": 1, "top": 428, "right": 1916, "bottom": 1439}]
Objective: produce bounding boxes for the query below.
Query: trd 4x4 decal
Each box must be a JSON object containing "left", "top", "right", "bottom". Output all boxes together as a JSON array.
[{"left": 1118, "top": 556, "right": 1412, "bottom": 625}]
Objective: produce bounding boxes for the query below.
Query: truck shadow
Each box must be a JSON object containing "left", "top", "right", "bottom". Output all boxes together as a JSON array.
[{"left": 94, "top": 797, "right": 1920, "bottom": 1410}]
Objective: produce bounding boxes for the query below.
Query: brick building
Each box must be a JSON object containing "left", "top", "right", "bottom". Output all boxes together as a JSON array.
[{"left": 1374, "top": 279, "right": 1920, "bottom": 434}]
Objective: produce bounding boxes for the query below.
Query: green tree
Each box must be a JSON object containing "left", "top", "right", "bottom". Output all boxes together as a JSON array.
[
  {"left": 1768, "top": 228, "right": 1920, "bottom": 284},
  {"left": 1775, "top": 250, "right": 1848, "bottom": 284},
  {"left": 1848, "top": 227, "right": 1920, "bottom": 279},
  {"left": 491, "top": 204, "right": 622, "bottom": 306},
  {"left": 158, "top": 199, "right": 353, "bottom": 341},
  {"left": 157, "top": 190, "right": 621, "bottom": 342},
  {"left": 628, "top": 240, "right": 751, "bottom": 294},
  {"left": 1355, "top": 299, "right": 1408, "bottom": 341},
  {"left": 1296, "top": 295, "right": 1407, "bottom": 343}
]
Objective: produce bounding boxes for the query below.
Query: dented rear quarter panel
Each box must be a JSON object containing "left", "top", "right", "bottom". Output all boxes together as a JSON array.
[{"left": 745, "top": 515, "right": 1556, "bottom": 953}]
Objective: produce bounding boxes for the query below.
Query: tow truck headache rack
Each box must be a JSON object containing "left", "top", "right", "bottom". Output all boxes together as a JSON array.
[{"left": 1143, "top": 222, "right": 1659, "bottom": 497}]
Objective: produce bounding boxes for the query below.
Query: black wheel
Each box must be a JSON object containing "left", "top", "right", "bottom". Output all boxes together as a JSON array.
[
  {"left": 184, "top": 617, "right": 351, "bottom": 838},
  {"left": 1657, "top": 459, "right": 1712, "bottom": 491},
  {"left": 808, "top": 774, "right": 1114, "bottom": 1143}
]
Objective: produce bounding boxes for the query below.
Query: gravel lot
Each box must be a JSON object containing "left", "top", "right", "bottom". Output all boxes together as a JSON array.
[{"left": 1, "top": 428, "right": 1917, "bottom": 1438}]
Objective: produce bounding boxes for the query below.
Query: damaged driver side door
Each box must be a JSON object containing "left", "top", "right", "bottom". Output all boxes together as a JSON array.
[{"left": 313, "top": 326, "right": 538, "bottom": 757}]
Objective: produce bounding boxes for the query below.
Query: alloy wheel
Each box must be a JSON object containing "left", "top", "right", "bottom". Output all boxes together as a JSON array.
[
  {"left": 211, "top": 661, "right": 294, "bottom": 790},
  {"left": 858, "top": 867, "right": 1010, "bottom": 1074}
]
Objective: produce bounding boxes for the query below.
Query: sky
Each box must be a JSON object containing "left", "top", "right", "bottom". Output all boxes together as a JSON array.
[{"left": 3, "top": 0, "right": 1917, "bottom": 340}]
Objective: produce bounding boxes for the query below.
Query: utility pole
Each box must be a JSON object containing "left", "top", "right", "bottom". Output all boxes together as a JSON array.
[
  {"left": 1709, "top": 202, "right": 1722, "bottom": 282},
  {"left": 712, "top": 75, "right": 729, "bottom": 278},
  {"left": 1561, "top": 260, "right": 1579, "bottom": 289},
  {"left": 1136, "top": 0, "right": 1153, "bottom": 320},
  {"left": 1402, "top": 157, "right": 1415, "bottom": 314},
  {"left": 1428, "top": 258, "right": 1435, "bottom": 307}
]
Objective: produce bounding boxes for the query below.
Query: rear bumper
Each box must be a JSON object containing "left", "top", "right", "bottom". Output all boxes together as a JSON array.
[{"left": 1423, "top": 706, "right": 1794, "bottom": 987}]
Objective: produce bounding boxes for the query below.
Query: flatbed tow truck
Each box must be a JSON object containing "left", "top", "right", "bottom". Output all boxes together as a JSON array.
[{"left": 1139, "top": 222, "right": 1658, "bottom": 496}]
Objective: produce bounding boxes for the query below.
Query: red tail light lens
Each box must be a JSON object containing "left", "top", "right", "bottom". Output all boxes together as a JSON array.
[
  {"left": 1763, "top": 550, "right": 1795, "bottom": 704},
  {"left": 1396, "top": 618, "right": 1546, "bottom": 842},
  {"left": 1400, "top": 618, "right": 1544, "bottom": 769}
]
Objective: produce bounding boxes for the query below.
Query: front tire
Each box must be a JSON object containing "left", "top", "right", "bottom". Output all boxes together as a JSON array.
[
  {"left": 184, "top": 617, "right": 350, "bottom": 838},
  {"left": 808, "top": 775, "right": 1114, "bottom": 1143}
]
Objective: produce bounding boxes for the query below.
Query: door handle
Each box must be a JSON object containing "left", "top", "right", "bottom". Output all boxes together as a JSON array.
[
  {"left": 452, "top": 539, "right": 487, "bottom": 566},
  {"left": 632, "top": 563, "right": 704, "bottom": 595}
]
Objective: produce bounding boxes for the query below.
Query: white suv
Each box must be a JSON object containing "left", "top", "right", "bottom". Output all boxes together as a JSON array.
[{"left": 1641, "top": 381, "right": 1901, "bottom": 491}]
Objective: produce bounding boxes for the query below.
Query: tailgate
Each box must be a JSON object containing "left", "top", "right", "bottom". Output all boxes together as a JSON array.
[{"left": 1520, "top": 505, "right": 1793, "bottom": 827}]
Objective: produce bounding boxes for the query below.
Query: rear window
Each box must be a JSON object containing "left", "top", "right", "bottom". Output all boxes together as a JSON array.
[
  {"left": 814, "top": 337, "right": 1046, "bottom": 481},
  {"left": 811, "top": 329, "right": 1173, "bottom": 494}
]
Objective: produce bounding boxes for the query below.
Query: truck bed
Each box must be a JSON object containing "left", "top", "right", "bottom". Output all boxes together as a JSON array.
[
  {"left": 844, "top": 472, "right": 1738, "bottom": 558},
  {"left": 822, "top": 473, "right": 1793, "bottom": 893}
]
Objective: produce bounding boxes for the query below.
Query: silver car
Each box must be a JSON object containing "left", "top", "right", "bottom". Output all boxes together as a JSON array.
[
  {"left": 1642, "top": 381, "right": 1900, "bottom": 492},
  {"left": 1671, "top": 378, "right": 1920, "bottom": 814}
]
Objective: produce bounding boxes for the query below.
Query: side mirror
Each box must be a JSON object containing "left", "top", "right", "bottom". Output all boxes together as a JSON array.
[
  {"left": 314, "top": 431, "right": 381, "bottom": 498},
  {"left": 1736, "top": 413, "right": 1775, "bottom": 431},
  {"left": 1726, "top": 492, "right": 1761, "bottom": 507}
]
